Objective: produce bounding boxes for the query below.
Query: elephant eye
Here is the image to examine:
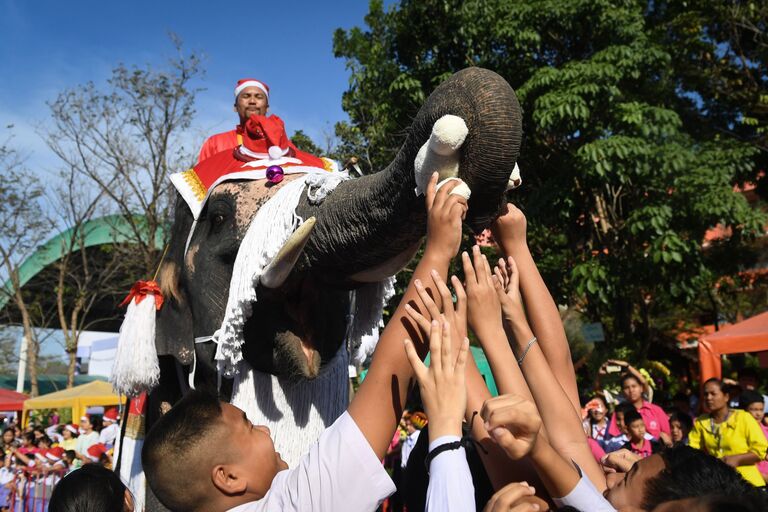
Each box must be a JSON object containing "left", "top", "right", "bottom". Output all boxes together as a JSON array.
[{"left": 212, "top": 213, "right": 226, "bottom": 227}]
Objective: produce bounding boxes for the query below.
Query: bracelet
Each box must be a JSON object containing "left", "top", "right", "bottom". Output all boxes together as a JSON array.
[
  {"left": 516, "top": 336, "right": 538, "bottom": 365},
  {"left": 423, "top": 412, "right": 488, "bottom": 474}
]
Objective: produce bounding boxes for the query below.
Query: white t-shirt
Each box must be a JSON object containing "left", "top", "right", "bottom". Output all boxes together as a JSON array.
[
  {"left": 75, "top": 431, "right": 99, "bottom": 455},
  {"left": 99, "top": 423, "right": 120, "bottom": 447},
  {"left": 227, "top": 411, "right": 396, "bottom": 512}
]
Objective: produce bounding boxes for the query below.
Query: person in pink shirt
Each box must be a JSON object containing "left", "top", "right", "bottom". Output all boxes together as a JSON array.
[
  {"left": 607, "top": 372, "right": 672, "bottom": 445},
  {"left": 620, "top": 410, "right": 662, "bottom": 459},
  {"left": 741, "top": 389, "right": 768, "bottom": 482}
]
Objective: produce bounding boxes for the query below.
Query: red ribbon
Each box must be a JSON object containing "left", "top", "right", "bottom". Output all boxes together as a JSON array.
[{"left": 119, "top": 280, "right": 164, "bottom": 311}]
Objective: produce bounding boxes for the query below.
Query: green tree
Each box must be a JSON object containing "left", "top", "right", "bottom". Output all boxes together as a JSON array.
[{"left": 334, "top": 0, "right": 767, "bottom": 360}]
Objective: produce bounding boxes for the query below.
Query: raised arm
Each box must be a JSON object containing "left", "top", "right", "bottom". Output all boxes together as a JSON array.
[
  {"left": 348, "top": 173, "right": 467, "bottom": 459},
  {"left": 491, "top": 204, "right": 580, "bottom": 415}
]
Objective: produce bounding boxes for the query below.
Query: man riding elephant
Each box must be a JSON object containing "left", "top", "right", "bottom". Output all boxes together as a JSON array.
[{"left": 114, "top": 66, "right": 523, "bottom": 511}]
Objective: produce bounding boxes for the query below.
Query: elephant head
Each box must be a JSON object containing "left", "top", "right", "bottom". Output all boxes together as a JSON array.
[{"left": 151, "top": 67, "right": 522, "bottom": 408}]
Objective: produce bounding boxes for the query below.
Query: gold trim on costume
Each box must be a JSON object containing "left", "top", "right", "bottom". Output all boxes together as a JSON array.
[
  {"left": 123, "top": 412, "right": 146, "bottom": 439},
  {"left": 181, "top": 169, "right": 206, "bottom": 201},
  {"left": 321, "top": 158, "right": 334, "bottom": 172}
]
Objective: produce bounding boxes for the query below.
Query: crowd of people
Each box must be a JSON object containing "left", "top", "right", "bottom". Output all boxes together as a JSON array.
[{"left": 0, "top": 408, "right": 120, "bottom": 511}]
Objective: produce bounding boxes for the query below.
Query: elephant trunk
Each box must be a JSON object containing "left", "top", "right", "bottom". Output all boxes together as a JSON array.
[{"left": 297, "top": 67, "right": 522, "bottom": 282}]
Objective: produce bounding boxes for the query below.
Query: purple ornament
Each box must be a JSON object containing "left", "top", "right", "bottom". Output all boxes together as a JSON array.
[{"left": 266, "top": 165, "right": 284, "bottom": 184}]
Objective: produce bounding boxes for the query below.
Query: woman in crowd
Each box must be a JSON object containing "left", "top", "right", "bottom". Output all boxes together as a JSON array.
[{"left": 689, "top": 378, "right": 768, "bottom": 487}]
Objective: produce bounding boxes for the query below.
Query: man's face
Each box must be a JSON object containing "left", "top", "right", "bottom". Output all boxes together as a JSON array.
[
  {"left": 604, "top": 453, "right": 666, "bottom": 509},
  {"left": 235, "top": 87, "right": 269, "bottom": 123},
  {"left": 746, "top": 401, "right": 765, "bottom": 422},
  {"left": 220, "top": 403, "right": 287, "bottom": 498},
  {"left": 628, "top": 420, "right": 646, "bottom": 442}
]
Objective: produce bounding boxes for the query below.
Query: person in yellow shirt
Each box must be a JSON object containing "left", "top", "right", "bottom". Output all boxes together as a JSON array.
[
  {"left": 689, "top": 378, "right": 768, "bottom": 486},
  {"left": 59, "top": 424, "right": 78, "bottom": 451}
]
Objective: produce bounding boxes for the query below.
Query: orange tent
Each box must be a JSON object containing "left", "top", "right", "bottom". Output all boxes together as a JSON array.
[
  {"left": 698, "top": 311, "right": 768, "bottom": 382},
  {"left": 0, "top": 389, "right": 27, "bottom": 412}
]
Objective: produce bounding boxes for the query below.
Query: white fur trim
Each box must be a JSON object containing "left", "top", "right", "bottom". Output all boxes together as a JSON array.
[
  {"left": 111, "top": 295, "right": 160, "bottom": 396},
  {"left": 348, "top": 277, "right": 396, "bottom": 365},
  {"left": 414, "top": 115, "right": 468, "bottom": 196},
  {"left": 235, "top": 80, "right": 269, "bottom": 99},
  {"left": 268, "top": 145, "right": 289, "bottom": 160}
]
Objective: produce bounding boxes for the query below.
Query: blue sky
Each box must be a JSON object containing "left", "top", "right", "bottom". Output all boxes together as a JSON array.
[{"left": 0, "top": 0, "right": 375, "bottom": 170}]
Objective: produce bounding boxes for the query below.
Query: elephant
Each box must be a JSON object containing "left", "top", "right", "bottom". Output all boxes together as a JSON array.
[{"left": 134, "top": 67, "right": 522, "bottom": 510}]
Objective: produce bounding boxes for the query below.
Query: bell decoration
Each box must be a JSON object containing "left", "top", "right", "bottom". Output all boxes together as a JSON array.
[
  {"left": 266, "top": 165, "right": 284, "bottom": 184},
  {"left": 110, "top": 280, "right": 164, "bottom": 397}
]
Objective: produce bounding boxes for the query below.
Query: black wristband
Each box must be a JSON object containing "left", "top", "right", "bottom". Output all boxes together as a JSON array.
[{"left": 424, "top": 440, "right": 463, "bottom": 474}]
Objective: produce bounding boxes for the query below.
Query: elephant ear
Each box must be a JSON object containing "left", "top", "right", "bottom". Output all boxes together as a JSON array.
[{"left": 155, "top": 194, "right": 195, "bottom": 366}]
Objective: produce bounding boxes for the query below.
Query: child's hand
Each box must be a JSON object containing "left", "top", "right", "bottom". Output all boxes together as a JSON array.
[
  {"left": 403, "top": 317, "right": 470, "bottom": 442},
  {"left": 491, "top": 203, "right": 527, "bottom": 249},
  {"left": 483, "top": 482, "right": 543, "bottom": 512},
  {"left": 492, "top": 255, "right": 525, "bottom": 325},
  {"left": 425, "top": 172, "right": 468, "bottom": 259},
  {"left": 462, "top": 245, "right": 504, "bottom": 339},
  {"left": 404, "top": 270, "right": 467, "bottom": 356},
  {"left": 481, "top": 394, "right": 543, "bottom": 460}
]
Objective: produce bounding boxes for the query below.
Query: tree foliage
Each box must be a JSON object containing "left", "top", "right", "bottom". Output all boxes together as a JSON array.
[{"left": 334, "top": 0, "right": 768, "bottom": 359}]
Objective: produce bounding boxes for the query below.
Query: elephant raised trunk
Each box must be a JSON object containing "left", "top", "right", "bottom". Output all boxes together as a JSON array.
[{"left": 297, "top": 67, "right": 522, "bottom": 282}]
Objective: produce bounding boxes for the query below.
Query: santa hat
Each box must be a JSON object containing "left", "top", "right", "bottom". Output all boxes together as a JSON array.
[
  {"left": 46, "top": 447, "right": 65, "bottom": 462},
  {"left": 170, "top": 114, "right": 337, "bottom": 221},
  {"left": 34, "top": 450, "right": 48, "bottom": 462},
  {"left": 64, "top": 424, "right": 78, "bottom": 435},
  {"left": 235, "top": 78, "right": 269, "bottom": 99},
  {"left": 103, "top": 408, "right": 119, "bottom": 422},
  {"left": 86, "top": 443, "right": 108, "bottom": 462}
]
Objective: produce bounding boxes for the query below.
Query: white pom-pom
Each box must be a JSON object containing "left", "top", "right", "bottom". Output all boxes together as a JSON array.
[
  {"left": 268, "top": 145, "right": 284, "bottom": 160},
  {"left": 111, "top": 293, "right": 160, "bottom": 397},
  {"left": 430, "top": 115, "right": 468, "bottom": 155}
]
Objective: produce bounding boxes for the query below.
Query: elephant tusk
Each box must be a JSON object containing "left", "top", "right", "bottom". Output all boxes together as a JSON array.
[{"left": 260, "top": 217, "right": 317, "bottom": 289}]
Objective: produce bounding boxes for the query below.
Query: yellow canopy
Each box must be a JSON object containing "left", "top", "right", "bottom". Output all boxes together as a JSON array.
[{"left": 22, "top": 380, "right": 124, "bottom": 426}]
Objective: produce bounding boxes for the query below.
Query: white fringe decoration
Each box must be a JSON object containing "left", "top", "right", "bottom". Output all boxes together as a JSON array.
[
  {"left": 231, "top": 345, "right": 349, "bottom": 466},
  {"left": 111, "top": 294, "right": 160, "bottom": 396},
  {"left": 213, "top": 172, "right": 350, "bottom": 377},
  {"left": 348, "top": 277, "right": 396, "bottom": 365}
]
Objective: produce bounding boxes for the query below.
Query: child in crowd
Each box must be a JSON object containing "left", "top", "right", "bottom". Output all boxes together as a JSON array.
[
  {"left": 621, "top": 410, "right": 662, "bottom": 458},
  {"left": 741, "top": 390, "right": 768, "bottom": 482},
  {"left": 59, "top": 425, "right": 78, "bottom": 451},
  {"left": 400, "top": 412, "right": 426, "bottom": 469},
  {"left": 669, "top": 411, "right": 693, "bottom": 446},
  {"left": 604, "top": 402, "right": 654, "bottom": 453},
  {"left": 583, "top": 395, "right": 611, "bottom": 448}
]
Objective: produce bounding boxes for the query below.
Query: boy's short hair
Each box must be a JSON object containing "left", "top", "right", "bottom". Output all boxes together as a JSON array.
[
  {"left": 49, "top": 463, "right": 127, "bottom": 512},
  {"left": 142, "top": 390, "right": 224, "bottom": 511},
  {"left": 642, "top": 446, "right": 766, "bottom": 510},
  {"left": 623, "top": 409, "right": 643, "bottom": 426}
]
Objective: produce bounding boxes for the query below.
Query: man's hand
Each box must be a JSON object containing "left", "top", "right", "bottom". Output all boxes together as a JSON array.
[
  {"left": 483, "top": 482, "right": 545, "bottom": 512},
  {"left": 404, "top": 313, "right": 470, "bottom": 442},
  {"left": 490, "top": 203, "right": 528, "bottom": 250},
  {"left": 425, "top": 172, "right": 468, "bottom": 259},
  {"left": 481, "top": 395, "right": 542, "bottom": 460},
  {"left": 463, "top": 245, "right": 504, "bottom": 339},
  {"left": 600, "top": 449, "right": 640, "bottom": 473}
]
